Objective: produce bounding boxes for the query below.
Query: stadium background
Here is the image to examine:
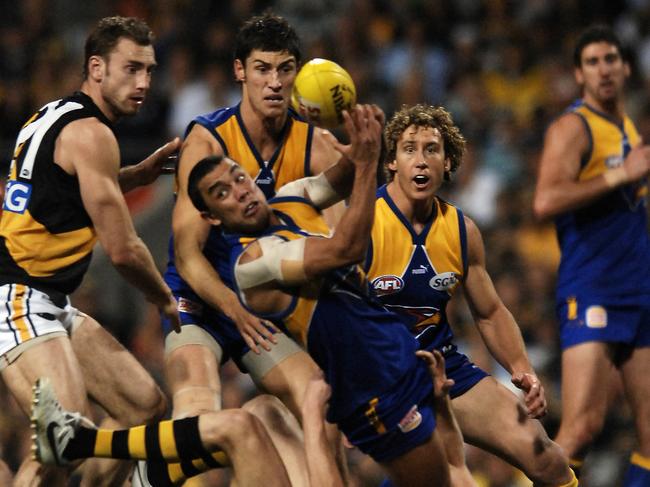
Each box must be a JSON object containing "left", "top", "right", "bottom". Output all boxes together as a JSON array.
[{"left": 0, "top": 1, "right": 649, "bottom": 485}]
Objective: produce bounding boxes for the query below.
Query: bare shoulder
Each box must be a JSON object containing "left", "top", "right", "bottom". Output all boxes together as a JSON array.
[
  {"left": 56, "top": 118, "right": 118, "bottom": 174},
  {"left": 544, "top": 112, "right": 588, "bottom": 147},
  {"left": 310, "top": 127, "right": 341, "bottom": 173}
]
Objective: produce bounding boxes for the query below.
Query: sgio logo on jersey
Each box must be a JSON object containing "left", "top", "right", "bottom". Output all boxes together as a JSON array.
[
  {"left": 3, "top": 181, "right": 32, "bottom": 214},
  {"left": 429, "top": 272, "right": 458, "bottom": 291},
  {"left": 371, "top": 275, "right": 404, "bottom": 295}
]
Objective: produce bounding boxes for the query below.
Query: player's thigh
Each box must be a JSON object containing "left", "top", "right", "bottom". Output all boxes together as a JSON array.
[
  {"left": 245, "top": 333, "right": 313, "bottom": 419},
  {"left": 451, "top": 376, "right": 550, "bottom": 465},
  {"left": 165, "top": 324, "right": 224, "bottom": 416},
  {"left": 2, "top": 335, "right": 88, "bottom": 415},
  {"left": 559, "top": 341, "right": 613, "bottom": 423},
  {"left": 382, "top": 429, "right": 450, "bottom": 487},
  {"left": 70, "top": 314, "right": 164, "bottom": 423}
]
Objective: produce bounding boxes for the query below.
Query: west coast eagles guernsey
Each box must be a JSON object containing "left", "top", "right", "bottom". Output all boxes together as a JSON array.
[
  {"left": 225, "top": 195, "right": 422, "bottom": 422},
  {"left": 364, "top": 185, "right": 467, "bottom": 350},
  {"left": 0, "top": 92, "right": 109, "bottom": 296},
  {"left": 555, "top": 100, "right": 650, "bottom": 304},
  {"left": 164, "top": 104, "right": 315, "bottom": 300}
]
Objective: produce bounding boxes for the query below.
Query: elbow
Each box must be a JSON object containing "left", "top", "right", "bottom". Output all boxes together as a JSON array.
[
  {"left": 107, "top": 240, "right": 142, "bottom": 269},
  {"left": 532, "top": 195, "right": 554, "bottom": 222}
]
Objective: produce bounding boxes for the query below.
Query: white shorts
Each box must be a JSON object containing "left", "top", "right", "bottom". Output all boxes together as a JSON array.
[{"left": 0, "top": 284, "right": 81, "bottom": 367}]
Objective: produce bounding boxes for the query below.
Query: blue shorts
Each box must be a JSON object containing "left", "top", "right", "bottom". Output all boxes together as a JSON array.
[
  {"left": 160, "top": 292, "right": 251, "bottom": 370},
  {"left": 417, "top": 335, "right": 489, "bottom": 399},
  {"left": 557, "top": 296, "right": 650, "bottom": 350},
  {"left": 336, "top": 360, "right": 436, "bottom": 463}
]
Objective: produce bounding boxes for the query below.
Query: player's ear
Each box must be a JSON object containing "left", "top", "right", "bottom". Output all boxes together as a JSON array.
[
  {"left": 88, "top": 55, "right": 105, "bottom": 82},
  {"left": 234, "top": 59, "right": 245, "bottom": 82},
  {"left": 387, "top": 159, "right": 397, "bottom": 173},
  {"left": 574, "top": 66, "right": 584, "bottom": 85},
  {"left": 201, "top": 211, "right": 221, "bottom": 226},
  {"left": 443, "top": 158, "right": 452, "bottom": 182}
]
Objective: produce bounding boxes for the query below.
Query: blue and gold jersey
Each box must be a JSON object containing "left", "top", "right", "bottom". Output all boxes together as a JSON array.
[
  {"left": 364, "top": 186, "right": 467, "bottom": 350},
  {"left": 164, "top": 104, "right": 314, "bottom": 299},
  {"left": 191, "top": 104, "right": 314, "bottom": 199},
  {"left": 0, "top": 92, "right": 110, "bottom": 296},
  {"left": 555, "top": 100, "right": 650, "bottom": 303},
  {"left": 226, "top": 196, "right": 420, "bottom": 422}
]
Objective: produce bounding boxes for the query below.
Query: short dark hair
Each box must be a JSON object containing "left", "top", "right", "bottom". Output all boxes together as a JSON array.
[
  {"left": 573, "top": 24, "right": 623, "bottom": 67},
  {"left": 234, "top": 11, "right": 301, "bottom": 65},
  {"left": 188, "top": 155, "right": 225, "bottom": 213},
  {"left": 383, "top": 104, "right": 466, "bottom": 182},
  {"left": 84, "top": 16, "right": 154, "bottom": 78}
]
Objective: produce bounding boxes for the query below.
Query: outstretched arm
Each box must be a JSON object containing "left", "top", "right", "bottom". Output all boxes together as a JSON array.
[
  {"left": 236, "top": 105, "right": 384, "bottom": 292},
  {"left": 462, "top": 216, "right": 546, "bottom": 418},
  {"left": 118, "top": 137, "right": 181, "bottom": 192}
]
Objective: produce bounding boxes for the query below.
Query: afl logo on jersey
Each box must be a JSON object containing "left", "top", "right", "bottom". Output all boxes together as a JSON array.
[
  {"left": 371, "top": 275, "right": 404, "bottom": 295},
  {"left": 429, "top": 272, "right": 458, "bottom": 291},
  {"left": 3, "top": 181, "right": 32, "bottom": 214}
]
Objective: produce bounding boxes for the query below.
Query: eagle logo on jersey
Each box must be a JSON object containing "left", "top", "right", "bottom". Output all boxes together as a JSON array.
[{"left": 371, "top": 275, "right": 404, "bottom": 295}]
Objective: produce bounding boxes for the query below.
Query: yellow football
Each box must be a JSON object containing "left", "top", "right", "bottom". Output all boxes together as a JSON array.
[{"left": 292, "top": 58, "right": 357, "bottom": 129}]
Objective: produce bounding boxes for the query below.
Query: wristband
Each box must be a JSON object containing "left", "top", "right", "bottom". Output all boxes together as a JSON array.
[{"left": 603, "top": 166, "right": 627, "bottom": 188}]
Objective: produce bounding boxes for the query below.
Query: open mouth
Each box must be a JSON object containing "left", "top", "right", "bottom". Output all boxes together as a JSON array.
[
  {"left": 130, "top": 95, "right": 145, "bottom": 105},
  {"left": 244, "top": 201, "right": 259, "bottom": 217},
  {"left": 413, "top": 174, "right": 430, "bottom": 188}
]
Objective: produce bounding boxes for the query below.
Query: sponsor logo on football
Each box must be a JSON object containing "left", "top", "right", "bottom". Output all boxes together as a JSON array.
[
  {"left": 585, "top": 305, "right": 607, "bottom": 328},
  {"left": 398, "top": 405, "right": 422, "bottom": 433},
  {"left": 371, "top": 275, "right": 404, "bottom": 295},
  {"left": 429, "top": 272, "right": 458, "bottom": 291}
]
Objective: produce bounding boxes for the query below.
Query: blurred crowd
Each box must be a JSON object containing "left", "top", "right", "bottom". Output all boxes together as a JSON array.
[{"left": 1, "top": 0, "right": 649, "bottom": 486}]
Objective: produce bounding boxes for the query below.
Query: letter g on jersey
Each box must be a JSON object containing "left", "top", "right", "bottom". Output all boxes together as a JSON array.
[{"left": 3, "top": 181, "right": 32, "bottom": 214}]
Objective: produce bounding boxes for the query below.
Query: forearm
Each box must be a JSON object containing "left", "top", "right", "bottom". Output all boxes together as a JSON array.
[
  {"left": 118, "top": 164, "right": 144, "bottom": 193},
  {"left": 112, "top": 239, "right": 172, "bottom": 306},
  {"left": 329, "top": 165, "right": 376, "bottom": 258},
  {"left": 534, "top": 168, "right": 626, "bottom": 219},
  {"left": 476, "top": 307, "right": 533, "bottom": 374},
  {"left": 175, "top": 240, "right": 243, "bottom": 315},
  {"left": 303, "top": 418, "right": 344, "bottom": 487}
]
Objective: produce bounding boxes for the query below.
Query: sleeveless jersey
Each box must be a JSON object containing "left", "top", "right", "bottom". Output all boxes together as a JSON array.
[
  {"left": 164, "top": 104, "right": 314, "bottom": 298},
  {"left": 0, "top": 92, "right": 110, "bottom": 296},
  {"left": 555, "top": 100, "right": 650, "bottom": 303},
  {"left": 226, "top": 196, "right": 419, "bottom": 422},
  {"left": 364, "top": 186, "right": 467, "bottom": 351}
]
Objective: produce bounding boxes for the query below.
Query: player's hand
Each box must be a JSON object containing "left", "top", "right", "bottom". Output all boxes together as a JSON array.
[
  {"left": 226, "top": 305, "right": 278, "bottom": 354},
  {"left": 329, "top": 104, "right": 383, "bottom": 170},
  {"left": 160, "top": 295, "right": 181, "bottom": 333},
  {"left": 623, "top": 144, "right": 650, "bottom": 183},
  {"left": 302, "top": 370, "right": 331, "bottom": 423},
  {"left": 416, "top": 349, "right": 454, "bottom": 399},
  {"left": 133, "top": 137, "right": 182, "bottom": 186},
  {"left": 511, "top": 372, "right": 547, "bottom": 418}
]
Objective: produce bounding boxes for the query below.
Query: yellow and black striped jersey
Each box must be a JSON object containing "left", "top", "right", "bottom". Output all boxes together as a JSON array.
[{"left": 0, "top": 92, "right": 111, "bottom": 296}]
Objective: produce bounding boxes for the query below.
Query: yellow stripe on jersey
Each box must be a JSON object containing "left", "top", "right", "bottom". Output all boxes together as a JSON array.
[
  {"left": 215, "top": 115, "right": 310, "bottom": 189},
  {"left": 0, "top": 210, "right": 96, "bottom": 277},
  {"left": 574, "top": 105, "right": 641, "bottom": 181},
  {"left": 272, "top": 200, "right": 330, "bottom": 236},
  {"left": 367, "top": 198, "right": 415, "bottom": 278},
  {"left": 11, "top": 284, "right": 32, "bottom": 342},
  {"left": 425, "top": 200, "right": 464, "bottom": 285}
]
